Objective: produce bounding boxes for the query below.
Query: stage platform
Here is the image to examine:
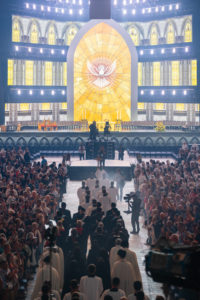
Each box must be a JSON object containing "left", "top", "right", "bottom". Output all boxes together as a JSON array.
[{"left": 68, "top": 159, "right": 133, "bottom": 181}]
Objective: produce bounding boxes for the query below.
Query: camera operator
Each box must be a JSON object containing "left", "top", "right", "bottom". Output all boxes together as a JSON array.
[{"left": 129, "top": 193, "right": 141, "bottom": 235}]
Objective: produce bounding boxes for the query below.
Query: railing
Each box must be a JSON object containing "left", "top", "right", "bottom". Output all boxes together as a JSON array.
[
  {"left": 121, "top": 121, "right": 200, "bottom": 131},
  {"left": 5, "top": 121, "right": 89, "bottom": 132}
]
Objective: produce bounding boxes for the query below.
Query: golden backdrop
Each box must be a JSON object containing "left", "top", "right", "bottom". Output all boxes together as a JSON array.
[{"left": 74, "top": 22, "right": 131, "bottom": 129}]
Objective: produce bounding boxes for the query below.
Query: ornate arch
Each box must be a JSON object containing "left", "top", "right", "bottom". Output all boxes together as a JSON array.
[
  {"left": 12, "top": 17, "right": 24, "bottom": 42},
  {"left": 148, "top": 23, "right": 160, "bottom": 45},
  {"left": 164, "top": 20, "right": 177, "bottom": 44},
  {"left": 181, "top": 18, "right": 192, "bottom": 43},
  {"left": 126, "top": 24, "right": 143, "bottom": 46},
  {"left": 27, "top": 19, "right": 42, "bottom": 43},
  {"left": 62, "top": 23, "right": 81, "bottom": 45},
  {"left": 45, "top": 21, "right": 59, "bottom": 45}
]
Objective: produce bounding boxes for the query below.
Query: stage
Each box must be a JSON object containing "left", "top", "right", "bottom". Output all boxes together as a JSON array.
[{"left": 68, "top": 159, "right": 133, "bottom": 181}]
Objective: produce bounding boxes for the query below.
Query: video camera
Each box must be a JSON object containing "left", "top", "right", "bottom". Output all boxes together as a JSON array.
[
  {"left": 44, "top": 220, "right": 57, "bottom": 245},
  {"left": 123, "top": 192, "right": 136, "bottom": 214},
  {"left": 145, "top": 238, "right": 200, "bottom": 292}
]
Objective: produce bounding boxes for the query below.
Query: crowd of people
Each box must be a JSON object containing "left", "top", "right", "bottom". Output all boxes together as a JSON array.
[
  {"left": 134, "top": 142, "right": 200, "bottom": 246},
  {"left": 0, "top": 148, "right": 67, "bottom": 300},
  {"left": 1, "top": 142, "right": 199, "bottom": 300}
]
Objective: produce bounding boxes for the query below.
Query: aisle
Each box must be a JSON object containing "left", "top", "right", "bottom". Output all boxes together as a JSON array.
[{"left": 63, "top": 180, "right": 163, "bottom": 300}]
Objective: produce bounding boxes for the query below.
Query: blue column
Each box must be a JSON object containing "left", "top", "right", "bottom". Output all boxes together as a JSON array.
[{"left": 0, "top": 1, "right": 12, "bottom": 125}]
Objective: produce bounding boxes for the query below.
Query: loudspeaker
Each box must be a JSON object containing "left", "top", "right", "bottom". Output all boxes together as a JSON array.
[{"left": 90, "top": 0, "right": 111, "bottom": 19}]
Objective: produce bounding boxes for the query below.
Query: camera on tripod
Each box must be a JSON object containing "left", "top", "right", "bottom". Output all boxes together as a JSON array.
[
  {"left": 44, "top": 220, "right": 57, "bottom": 245},
  {"left": 123, "top": 192, "right": 136, "bottom": 214}
]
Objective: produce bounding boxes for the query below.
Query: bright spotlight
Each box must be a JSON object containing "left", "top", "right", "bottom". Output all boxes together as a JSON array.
[
  {"left": 184, "top": 90, "right": 187, "bottom": 95},
  {"left": 150, "top": 49, "right": 154, "bottom": 55},
  {"left": 17, "top": 90, "right": 21, "bottom": 95},
  {"left": 140, "top": 50, "right": 144, "bottom": 55},
  {"left": 51, "top": 49, "right": 54, "bottom": 54},
  {"left": 41, "top": 90, "right": 44, "bottom": 95},
  {"left": 62, "top": 90, "right": 65, "bottom": 95},
  {"left": 161, "top": 49, "right": 165, "bottom": 54},
  {"left": 141, "top": 90, "right": 144, "bottom": 95},
  {"left": 162, "top": 90, "right": 165, "bottom": 95},
  {"left": 29, "top": 90, "right": 33, "bottom": 95},
  {"left": 172, "top": 90, "right": 176, "bottom": 95},
  {"left": 151, "top": 90, "right": 154, "bottom": 95},
  {"left": 28, "top": 47, "right": 32, "bottom": 52},
  {"left": 51, "top": 90, "right": 55, "bottom": 96},
  {"left": 40, "top": 48, "right": 43, "bottom": 54},
  {"left": 15, "top": 46, "right": 19, "bottom": 51}
]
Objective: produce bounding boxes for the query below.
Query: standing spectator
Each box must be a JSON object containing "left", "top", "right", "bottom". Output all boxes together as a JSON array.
[{"left": 79, "top": 143, "right": 85, "bottom": 161}]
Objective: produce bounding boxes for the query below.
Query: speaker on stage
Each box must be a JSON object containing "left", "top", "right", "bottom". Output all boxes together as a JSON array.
[{"left": 90, "top": 0, "right": 111, "bottom": 19}]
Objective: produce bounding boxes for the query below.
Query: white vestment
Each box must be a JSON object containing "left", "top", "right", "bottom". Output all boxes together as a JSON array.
[
  {"left": 114, "top": 248, "right": 142, "bottom": 284},
  {"left": 109, "top": 245, "right": 121, "bottom": 271},
  {"left": 108, "top": 187, "right": 118, "bottom": 204},
  {"left": 80, "top": 275, "right": 103, "bottom": 300},
  {"left": 99, "top": 195, "right": 112, "bottom": 214},
  {"left": 101, "top": 289, "right": 125, "bottom": 300},
  {"left": 91, "top": 187, "right": 101, "bottom": 200},
  {"left": 111, "top": 259, "right": 135, "bottom": 296},
  {"left": 40, "top": 249, "right": 63, "bottom": 290},
  {"left": 31, "top": 265, "right": 60, "bottom": 300},
  {"left": 34, "top": 289, "right": 60, "bottom": 300},
  {"left": 77, "top": 187, "right": 85, "bottom": 203},
  {"left": 128, "top": 294, "right": 150, "bottom": 300},
  {"left": 63, "top": 291, "right": 85, "bottom": 300}
]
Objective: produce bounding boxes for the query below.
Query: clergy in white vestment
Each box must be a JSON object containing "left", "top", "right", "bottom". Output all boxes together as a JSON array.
[
  {"left": 39, "top": 247, "right": 63, "bottom": 290},
  {"left": 99, "top": 189, "right": 112, "bottom": 214},
  {"left": 108, "top": 182, "right": 119, "bottom": 204},
  {"left": 113, "top": 240, "right": 142, "bottom": 284},
  {"left": 95, "top": 168, "right": 107, "bottom": 181},
  {"left": 33, "top": 281, "right": 60, "bottom": 300},
  {"left": 111, "top": 250, "right": 135, "bottom": 296},
  {"left": 100, "top": 277, "right": 125, "bottom": 300},
  {"left": 63, "top": 279, "right": 85, "bottom": 300},
  {"left": 100, "top": 173, "right": 110, "bottom": 189},
  {"left": 91, "top": 180, "right": 101, "bottom": 199},
  {"left": 77, "top": 181, "right": 86, "bottom": 204},
  {"left": 31, "top": 256, "right": 60, "bottom": 300},
  {"left": 86, "top": 176, "right": 96, "bottom": 191},
  {"left": 127, "top": 281, "right": 150, "bottom": 300},
  {"left": 109, "top": 238, "right": 122, "bottom": 271},
  {"left": 80, "top": 264, "right": 103, "bottom": 300}
]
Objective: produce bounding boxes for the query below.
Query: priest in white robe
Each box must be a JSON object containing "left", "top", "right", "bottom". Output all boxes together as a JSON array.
[
  {"left": 31, "top": 256, "right": 60, "bottom": 300},
  {"left": 111, "top": 250, "right": 135, "bottom": 296},
  {"left": 80, "top": 264, "right": 103, "bottom": 300}
]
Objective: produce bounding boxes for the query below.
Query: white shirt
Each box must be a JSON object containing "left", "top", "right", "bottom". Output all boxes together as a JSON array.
[
  {"left": 31, "top": 265, "right": 60, "bottom": 300},
  {"left": 128, "top": 294, "right": 150, "bottom": 300},
  {"left": 101, "top": 289, "right": 125, "bottom": 300},
  {"left": 108, "top": 187, "right": 118, "bottom": 204},
  {"left": 63, "top": 291, "right": 85, "bottom": 300},
  {"left": 80, "top": 275, "right": 103, "bottom": 300},
  {"left": 111, "top": 259, "right": 135, "bottom": 296}
]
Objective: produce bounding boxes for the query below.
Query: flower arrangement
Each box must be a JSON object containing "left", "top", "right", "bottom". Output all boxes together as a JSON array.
[{"left": 155, "top": 121, "right": 165, "bottom": 132}]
